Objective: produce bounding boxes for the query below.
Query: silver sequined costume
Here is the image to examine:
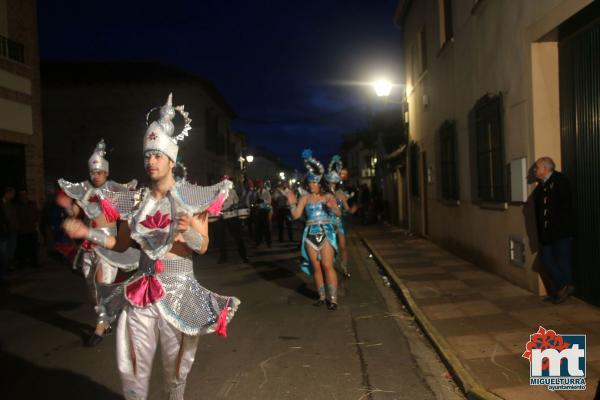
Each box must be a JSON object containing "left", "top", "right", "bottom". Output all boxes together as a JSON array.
[
  {"left": 98, "top": 179, "right": 240, "bottom": 400},
  {"left": 58, "top": 178, "right": 140, "bottom": 326}
]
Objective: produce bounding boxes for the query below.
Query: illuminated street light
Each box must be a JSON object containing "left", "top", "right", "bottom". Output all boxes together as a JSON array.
[
  {"left": 372, "top": 79, "right": 392, "bottom": 97},
  {"left": 246, "top": 154, "right": 254, "bottom": 163}
]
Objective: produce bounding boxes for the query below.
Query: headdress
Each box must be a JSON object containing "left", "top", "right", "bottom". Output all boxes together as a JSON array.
[
  {"left": 302, "top": 149, "right": 324, "bottom": 183},
  {"left": 88, "top": 139, "right": 109, "bottom": 173},
  {"left": 143, "top": 93, "right": 192, "bottom": 162},
  {"left": 325, "top": 155, "right": 342, "bottom": 184}
]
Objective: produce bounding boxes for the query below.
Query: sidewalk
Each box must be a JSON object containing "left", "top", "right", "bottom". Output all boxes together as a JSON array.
[{"left": 356, "top": 224, "right": 600, "bottom": 400}]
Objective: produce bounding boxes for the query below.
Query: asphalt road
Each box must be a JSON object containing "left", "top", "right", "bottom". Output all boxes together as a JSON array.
[{"left": 0, "top": 227, "right": 463, "bottom": 400}]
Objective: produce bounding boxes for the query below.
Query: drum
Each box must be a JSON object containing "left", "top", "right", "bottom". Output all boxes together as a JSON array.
[{"left": 237, "top": 208, "right": 251, "bottom": 219}]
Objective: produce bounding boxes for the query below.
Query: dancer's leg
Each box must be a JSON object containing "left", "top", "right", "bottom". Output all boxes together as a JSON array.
[{"left": 117, "top": 306, "right": 160, "bottom": 400}]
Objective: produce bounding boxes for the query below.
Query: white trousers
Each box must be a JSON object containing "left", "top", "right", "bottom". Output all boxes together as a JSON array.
[{"left": 116, "top": 304, "right": 200, "bottom": 400}]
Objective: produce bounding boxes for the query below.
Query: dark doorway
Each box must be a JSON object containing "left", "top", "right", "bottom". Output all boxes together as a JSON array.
[
  {"left": 559, "top": 2, "right": 600, "bottom": 305},
  {"left": 0, "top": 141, "right": 26, "bottom": 192}
]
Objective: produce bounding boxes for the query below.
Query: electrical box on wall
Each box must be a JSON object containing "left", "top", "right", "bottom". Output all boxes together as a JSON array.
[
  {"left": 509, "top": 235, "right": 526, "bottom": 267},
  {"left": 510, "top": 158, "right": 528, "bottom": 203}
]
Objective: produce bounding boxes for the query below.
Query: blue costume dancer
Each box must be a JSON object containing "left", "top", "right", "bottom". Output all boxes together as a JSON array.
[
  {"left": 325, "top": 155, "right": 353, "bottom": 278},
  {"left": 288, "top": 149, "right": 341, "bottom": 310}
]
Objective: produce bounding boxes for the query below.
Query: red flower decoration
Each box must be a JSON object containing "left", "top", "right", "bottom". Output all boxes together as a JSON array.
[
  {"left": 88, "top": 195, "right": 100, "bottom": 203},
  {"left": 140, "top": 210, "right": 172, "bottom": 229},
  {"left": 148, "top": 132, "right": 158, "bottom": 141},
  {"left": 522, "top": 326, "right": 570, "bottom": 370}
]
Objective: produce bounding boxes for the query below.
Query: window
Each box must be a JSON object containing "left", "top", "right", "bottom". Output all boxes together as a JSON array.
[
  {"left": 439, "top": 120, "right": 459, "bottom": 201},
  {"left": 410, "top": 142, "right": 420, "bottom": 197},
  {"left": 473, "top": 94, "right": 505, "bottom": 202},
  {"left": 438, "top": 0, "right": 453, "bottom": 47},
  {"left": 0, "top": 35, "right": 25, "bottom": 64}
]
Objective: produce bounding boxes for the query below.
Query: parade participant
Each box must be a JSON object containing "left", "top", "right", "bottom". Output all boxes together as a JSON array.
[
  {"left": 62, "top": 93, "right": 240, "bottom": 400},
  {"left": 217, "top": 176, "right": 249, "bottom": 264},
  {"left": 254, "top": 179, "right": 272, "bottom": 248},
  {"left": 325, "top": 155, "right": 357, "bottom": 279},
  {"left": 57, "top": 139, "right": 139, "bottom": 346},
  {"left": 273, "top": 181, "right": 293, "bottom": 242},
  {"left": 287, "top": 149, "right": 340, "bottom": 310},
  {"left": 240, "top": 178, "right": 256, "bottom": 237}
]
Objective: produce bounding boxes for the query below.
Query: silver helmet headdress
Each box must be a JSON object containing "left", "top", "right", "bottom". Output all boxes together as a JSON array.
[
  {"left": 143, "top": 93, "right": 192, "bottom": 161},
  {"left": 88, "top": 139, "right": 109, "bottom": 173}
]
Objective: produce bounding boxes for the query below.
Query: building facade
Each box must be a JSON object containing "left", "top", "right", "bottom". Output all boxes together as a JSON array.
[
  {"left": 396, "top": 0, "right": 600, "bottom": 303},
  {"left": 42, "top": 62, "right": 242, "bottom": 188},
  {"left": 0, "top": 0, "right": 44, "bottom": 204}
]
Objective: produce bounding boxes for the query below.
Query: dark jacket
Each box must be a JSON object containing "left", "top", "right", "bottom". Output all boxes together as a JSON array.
[{"left": 533, "top": 171, "right": 574, "bottom": 244}]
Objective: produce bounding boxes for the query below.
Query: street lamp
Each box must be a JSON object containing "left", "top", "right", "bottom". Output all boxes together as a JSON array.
[
  {"left": 372, "top": 79, "right": 393, "bottom": 97},
  {"left": 239, "top": 153, "right": 254, "bottom": 184}
]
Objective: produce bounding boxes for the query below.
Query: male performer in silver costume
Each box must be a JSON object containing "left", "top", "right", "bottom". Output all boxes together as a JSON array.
[
  {"left": 63, "top": 94, "right": 240, "bottom": 400},
  {"left": 57, "top": 140, "right": 139, "bottom": 346}
]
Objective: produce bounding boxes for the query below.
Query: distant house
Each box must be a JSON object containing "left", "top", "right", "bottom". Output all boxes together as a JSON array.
[
  {"left": 41, "top": 62, "right": 243, "bottom": 186},
  {"left": 0, "top": 0, "right": 44, "bottom": 204}
]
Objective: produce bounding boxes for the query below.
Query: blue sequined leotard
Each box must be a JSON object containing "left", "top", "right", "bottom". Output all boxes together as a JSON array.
[{"left": 300, "top": 201, "right": 338, "bottom": 275}]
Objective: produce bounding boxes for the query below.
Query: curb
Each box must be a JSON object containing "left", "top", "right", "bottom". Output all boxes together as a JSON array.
[{"left": 361, "top": 236, "right": 504, "bottom": 400}]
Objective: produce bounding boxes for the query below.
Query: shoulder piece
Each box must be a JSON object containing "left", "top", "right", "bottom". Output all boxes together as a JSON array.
[
  {"left": 95, "top": 187, "right": 143, "bottom": 220},
  {"left": 58, "top": 179, "right": 93, "bottom": 202},
  {"left": 172, "top": 180, "right": 233, "bottom": 215},
  {"left": 106, "top": 179, "right": 138, "bottom": 191}
]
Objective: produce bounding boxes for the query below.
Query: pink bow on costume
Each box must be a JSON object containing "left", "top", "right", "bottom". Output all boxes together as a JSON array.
[{"left": 125, "top": 274, "right": 165, "bottom": 306}]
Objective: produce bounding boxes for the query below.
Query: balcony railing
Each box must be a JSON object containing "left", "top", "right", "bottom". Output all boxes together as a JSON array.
[{"left": 0, "top": 34, "right": 25, "bottom": 64}]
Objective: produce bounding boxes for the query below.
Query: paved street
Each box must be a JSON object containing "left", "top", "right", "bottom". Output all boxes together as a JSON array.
[{"left": 0, "top": 227, "right": 462, "bottom": 400}]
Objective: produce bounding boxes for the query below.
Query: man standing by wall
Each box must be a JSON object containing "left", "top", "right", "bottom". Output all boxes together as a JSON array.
[{"left": 533, "top": 157, "right": 575, "bottom": 304}]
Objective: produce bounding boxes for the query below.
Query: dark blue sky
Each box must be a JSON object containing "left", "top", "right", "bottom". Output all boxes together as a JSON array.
[{"left": 37, "top": 0, "right": 402, "bottom": 169}]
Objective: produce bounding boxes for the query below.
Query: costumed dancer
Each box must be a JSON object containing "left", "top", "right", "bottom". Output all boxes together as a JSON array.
[
  {"left": 57, "top": 139, "right": 140, "bottom": 346},
  {"left": 287, "top": 149, "right": 341, "bottom": 310},
  {"left": 324, "top": 155, "right": 357, "bottom": 279},
  {"left": 62, "top": 93, "right": 240, "bottom": 400}
]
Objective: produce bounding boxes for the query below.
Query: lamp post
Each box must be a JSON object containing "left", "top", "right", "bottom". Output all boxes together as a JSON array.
[
  {"left": 370, "top": 79, "right": 411, "bottom": 232},
  {"left": 239, "top": 153, "right": 254, "bottom": 184}
]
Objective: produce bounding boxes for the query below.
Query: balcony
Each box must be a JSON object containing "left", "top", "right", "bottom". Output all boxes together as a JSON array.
[{"left": 0, "top": 35, "right": 25, "bottom": 64}]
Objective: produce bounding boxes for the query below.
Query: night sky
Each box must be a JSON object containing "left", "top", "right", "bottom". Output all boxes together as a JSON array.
[{"left": 37, "top": 0, "right": 402, "bottom": 169}]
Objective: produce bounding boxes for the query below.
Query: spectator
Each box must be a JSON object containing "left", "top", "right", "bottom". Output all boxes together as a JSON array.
[{"left": 533, "top": 157, "right": 575, "bottom": 304}]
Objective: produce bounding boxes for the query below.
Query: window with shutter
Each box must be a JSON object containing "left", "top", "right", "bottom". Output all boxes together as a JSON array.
[
  {"left": 439, "top": 120, "right": 459, "bottom": 201},
  {"left": 473, "top": 95, "right": 505, "bottom": 202}
]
